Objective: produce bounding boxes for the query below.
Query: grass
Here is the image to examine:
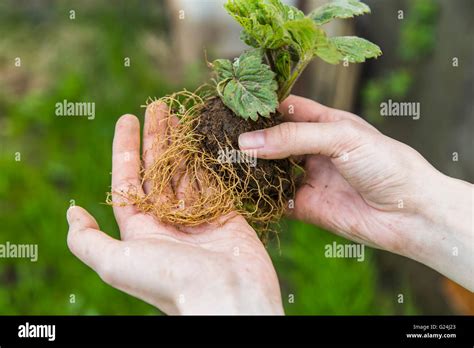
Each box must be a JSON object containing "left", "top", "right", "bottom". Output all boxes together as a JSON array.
[{"left": 0, "top": 1, "right": 418, "bottom": 315}]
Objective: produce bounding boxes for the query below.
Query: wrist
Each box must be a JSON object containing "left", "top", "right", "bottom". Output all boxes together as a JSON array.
[
  {"left": 405, "top": 171, "right": 473, "bottom": 290},
  {"left": 173, "top": 291, "right": 284, "bottom": 315},
  {"left": 171, "top": 275, "right": 284, "bottom": 315}
]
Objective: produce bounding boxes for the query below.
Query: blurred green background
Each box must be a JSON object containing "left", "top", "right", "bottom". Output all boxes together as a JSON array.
[{"left": 0, "top": 0, "right": 471, "bottom": 315}]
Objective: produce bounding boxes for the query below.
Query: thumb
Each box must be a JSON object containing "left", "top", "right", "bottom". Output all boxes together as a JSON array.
[
  {"left": 67, "top": 205, "right": 123, "bottom": 284},
  {"left": 238, "top": 120, "right": 367, "bottom": 160}
]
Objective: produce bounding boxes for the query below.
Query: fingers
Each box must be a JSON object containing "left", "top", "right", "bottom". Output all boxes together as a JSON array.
[
  {"left": 279, "top": 95, "right": 379, "bottom": 132},
  {"left": 279, "top": 95, "right": 334, "bottom": 122},
  {"left": 238, "top": 119, "right": 371, "bottom": 160},
  {"left": 67, "top": 206, "right": 123, "bottom": 283},
  {"left": 240, "top": 95, "right": 379, "bottom": 160},
  {"left": 143, "top": 101, "right": 169, "bottom": 193},
  {"left": 112, "top": 114, "right": 144, "bottom": 231}
]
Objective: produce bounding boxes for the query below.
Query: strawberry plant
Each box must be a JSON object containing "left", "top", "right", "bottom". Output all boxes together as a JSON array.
[{"left": 117, "top": 0, "right": 381, "bottom": 240}]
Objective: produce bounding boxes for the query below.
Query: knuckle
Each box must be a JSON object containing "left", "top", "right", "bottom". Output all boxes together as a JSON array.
[
  {"left": 95, "top": 243, "right": 120, "bottom": 285},
  {"left": 66, "top": 230, "right": 77, "bottom": 253},
  {"left": 275, "top": 122, "right": 298, "bottom": 146},
  {"left": 338, "top": 119, "right": 367, "bottom": 143},
  {"left": 332, "top": 120, "right": 366, "bottom": 157},
  {"left": 66, "top": 225, "right": 86, "bottom": 255},
  {"left": 97, "top": 258, "right": 116, "bottom": 285},
  {"left": 339, "top": 119, "right": 357, "bottom": 135}
]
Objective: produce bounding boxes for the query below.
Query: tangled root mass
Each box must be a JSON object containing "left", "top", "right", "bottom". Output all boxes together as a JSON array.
[{"left": 111, "top": 91, "right": 298, "bottom": 240}]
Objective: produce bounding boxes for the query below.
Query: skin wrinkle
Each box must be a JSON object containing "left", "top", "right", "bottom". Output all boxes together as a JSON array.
[
  {"left": 67, "top": 105, "right": 285, "bottom": 314},
  {"left": 67, "top": 94, "right": 474, "bottom": 314},
  {"left": 251, "top": 96, "right": 473, "bottom": 291}
]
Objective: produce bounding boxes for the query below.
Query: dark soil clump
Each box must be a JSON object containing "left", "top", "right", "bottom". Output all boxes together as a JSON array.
[{"left": 195, "top": 97, "right": 295, "bottom": 211}]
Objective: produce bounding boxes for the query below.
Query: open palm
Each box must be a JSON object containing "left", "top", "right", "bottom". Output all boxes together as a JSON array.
[{"left": 67, "top": 103, "right": 283, "bottom": 315}]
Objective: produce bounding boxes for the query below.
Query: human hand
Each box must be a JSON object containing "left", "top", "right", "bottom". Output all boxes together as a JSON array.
[
  {"left": 67, "top": 104, "right": 283, "bottom": 315},
  {"left": 238, "top": 95, "right": 473, "bottom": 291}
]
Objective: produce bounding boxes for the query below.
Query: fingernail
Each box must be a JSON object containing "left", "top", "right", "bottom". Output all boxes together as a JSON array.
[{"left": 238, "top": 130, "right": 265, "bottom": 150}]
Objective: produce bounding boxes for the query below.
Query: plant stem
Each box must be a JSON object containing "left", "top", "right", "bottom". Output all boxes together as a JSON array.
[
  {"left": 278, "top": 57, "right": 312, "bottom": 101},
  {"left": 265, "top": 51, "right": 276, "bottom": 71}
]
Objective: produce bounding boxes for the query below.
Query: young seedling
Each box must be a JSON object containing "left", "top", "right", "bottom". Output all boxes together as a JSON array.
[
  {"left": 117, "top": 0, "right": 382, "bottom": 240},
  {"left": 211, "top": 0, "right": 381, "bottom": 120}
]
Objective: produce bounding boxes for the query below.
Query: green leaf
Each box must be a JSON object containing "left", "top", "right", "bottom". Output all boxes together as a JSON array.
[
  {"left": 284, "top": 18, "right": 324, "bottom": 59},
  {"left": 310, "top": 0, "right": 371, "bottom": 25},
  {"left": 211, "top": 59, "right": 234, "bottom": 80},
  {"left": 224, "top": 0, "right": 305, "bottom": 50},
  {"left": 213, "top": 49, "right": 278, "bottom": 121},
  {"left": 314, "top": 41, "right": 344, "bottom": 64},
  {"left": 309, "top": 28, "right": 344, "bottom": 65},
  {"left": 274, "top": 50, "right": 291, "bottom": 82},
  {"left": 223, "top": 0, "right": 382, "bottom": 104},
  {"left": 330, "top": 36, "right": 382, "bottom": 63},
  {"left": 266, "top": 0, "right": 305, "bottom": 21}
]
